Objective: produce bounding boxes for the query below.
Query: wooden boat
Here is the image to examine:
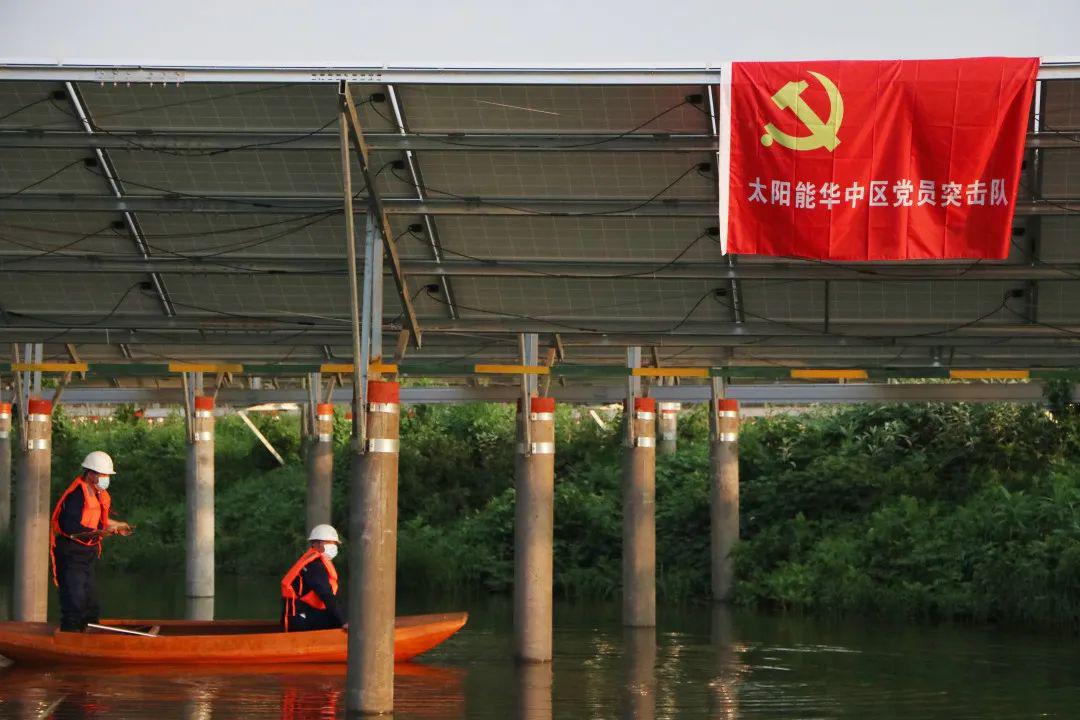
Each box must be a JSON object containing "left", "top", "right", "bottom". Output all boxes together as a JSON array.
[{"left": 0, "top": 612, "right": 467, "bottom": 666}]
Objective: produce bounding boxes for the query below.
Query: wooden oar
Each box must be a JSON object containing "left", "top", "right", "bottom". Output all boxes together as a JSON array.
[{"left": 86, "top": 623, "right": 158, "bottom": 638}]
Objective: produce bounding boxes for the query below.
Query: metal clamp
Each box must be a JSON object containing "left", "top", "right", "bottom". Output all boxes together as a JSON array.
[
  {"left": 317, "top": 433, "right": 333, "bottom": 443},
  {"left": 718, "top": 432, "right": 739, "bottom": 442},
  {"left": 0, "top": 431, "right": 8, "bottom": 439},
  {"left": 660, "top": 432, "right": 676, "bottom": 441},
  {"left": 28, "top": 414, "right": 50, "bottom": 423},
  {"left": 28, "top": 439, "right": 49, "bottom": 451},
  {"left": 529, "top": 412, "right": 554, "bottom": 422},
  {"left": 0, "top": 412, "right": 10, "bottom": 420},
  {"left": 316, "top": 414, "right": 334, "bottom": 422},
  {"left": 194, "top": 431, "right": 213, "bottom": 443},
  {"left": 367, "top": 438, "right": 399, "bottom": 453},
  {"left": 634, "top": 436, "right": 655, "bottom": 448},
  {"left": 517, "top": 441, "right": 555, "bottom": 455},
  {"left": 369, "top": 402, "right": 399, "bottom": 415},
  {"left": 194, "top": 410, "right": 213, "bottom": 419},
  {"left": 634, "top": 411, "right": 655, "bottom": 421}
]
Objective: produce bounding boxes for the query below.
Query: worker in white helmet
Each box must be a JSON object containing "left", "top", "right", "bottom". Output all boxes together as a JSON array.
[
  {"left": 49, "top": 451, "right": 133, "bottom": 632},
  {"left": 280, "top": 524, "right": 344, "bottom": 632}
]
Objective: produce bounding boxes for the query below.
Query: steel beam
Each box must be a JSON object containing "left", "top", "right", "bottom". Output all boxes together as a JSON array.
[
  {"left": 7, "top": 255, "right": 1080, "bottom": 282},
  {"left": 341, "top": 84, "right": 421, "bottom": 346},
  {"left": 2, "top": 129, "right": 1073, "bottom": 153},
  {"left": 0, "top": 194, "right": 1070, "bottom": 217},
  {"left": 50, "top": 381, "right": 1073, "bottom": 406},
  {"left": 63, "top": 82, "right": 175, "bottom": 317},
  {"left": 0, "top": 62, "right": 1077, "bottom": 84},
  {"left": 0, "top": 129, "right": 718, "bottom": 152}
]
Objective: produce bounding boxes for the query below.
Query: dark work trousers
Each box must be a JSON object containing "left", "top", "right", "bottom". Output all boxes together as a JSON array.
[
  {"left": 282, "top": 602, "right": 342, "bottom": 632},
  {"left": 55, "top": 538, "right": 100, "bottom": 632}
]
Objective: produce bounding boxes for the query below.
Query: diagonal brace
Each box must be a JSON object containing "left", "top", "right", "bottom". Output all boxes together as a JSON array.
[{"left": 341, "top": 83, "right": 422, "bottom": 349}]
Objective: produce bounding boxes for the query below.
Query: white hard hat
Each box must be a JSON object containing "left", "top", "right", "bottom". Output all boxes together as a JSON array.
[
  {"left": 81, "top": 451, "right": 115, "bottom": 476},
  {"left": 308, "top": 524, "right": 339, "bottom": 543}
]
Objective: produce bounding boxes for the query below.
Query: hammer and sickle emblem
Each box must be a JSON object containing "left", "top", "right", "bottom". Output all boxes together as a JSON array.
[{"left": 760, "top": 71, "right": 844, "bottom": 152}]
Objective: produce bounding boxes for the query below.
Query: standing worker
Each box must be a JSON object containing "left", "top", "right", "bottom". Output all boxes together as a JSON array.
[
  {"left": 50, "top": 451, "right": 133, "bottom": 632},
  {"left": 281, "top": 524, "right": 344, "bottom": 632}
]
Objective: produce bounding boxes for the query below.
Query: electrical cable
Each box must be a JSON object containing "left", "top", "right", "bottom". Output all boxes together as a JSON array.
[
  {"left": 389, "top": 164, "right": 699, "bottom": 218},
  {"left": 0, "top": 159, "right": 83, "bottom": 200},
  {"left": 0, "top": 97, "right": 49, "bottom": 123},
  {"left": 368, "top": 97, "right": 702, "bottom": 150}
]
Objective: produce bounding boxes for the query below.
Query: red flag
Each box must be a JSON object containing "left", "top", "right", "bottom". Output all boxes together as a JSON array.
[{"left": 719, "top": 58, "right": 1038, "bottom": 260}]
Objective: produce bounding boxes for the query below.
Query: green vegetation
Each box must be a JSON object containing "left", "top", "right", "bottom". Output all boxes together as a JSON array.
[{"left": 8, "top": 390, "right": 1080, "bottom": 626}]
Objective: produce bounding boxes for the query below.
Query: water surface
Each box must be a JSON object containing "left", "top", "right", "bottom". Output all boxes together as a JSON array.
[{"left": 0, "top": 573, "right": 1077, "bottom": 718}]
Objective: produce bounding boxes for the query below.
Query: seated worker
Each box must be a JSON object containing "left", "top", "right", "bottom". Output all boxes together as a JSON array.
[
  {"left": 281, "top": 524, "right": 344, "bottom": 632},
  {"left": 50, "top": 451, "right": 133, "bottom": 632}
]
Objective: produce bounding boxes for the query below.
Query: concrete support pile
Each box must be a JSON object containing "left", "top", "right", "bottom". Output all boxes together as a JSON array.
[
  {"left": 186, "top": 395, "right": 215, "bottom": 620},
  {"left": 657, "top": 402, "right": 680, "bottom": 455},
  {"left": 0, "top": 402, "right": 11, "bottom": 537},
  {"left": 347, "top": 380, "right": 400, "bottom": 716},
  {"left": 305, "top": 402, "right": 335, "bottom": 532},
  {"left": 13, "top": 398, "right": 51, "bottom": 621},
  {"left": 514, "top": 395, "right": 556, "bottom": 663},
  {"left": 710, "top": 399, "right": 740, "bottom": 602},
  {"left": 623, "top": 396, "right": 656, "bottom": 627}
]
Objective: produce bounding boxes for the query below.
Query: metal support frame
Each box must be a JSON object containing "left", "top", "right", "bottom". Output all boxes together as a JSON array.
[
  {"left": 341, "top": 82, "right": 422, "bottom": 348},
  {"left": 340, "top": 104, "right": 366, "bottom": 448},
  {"left": 11, "top": 255, "right": 1080, "bottom": 281},
  {"left": 52, "top": 381, "right": 1075, "bottom": 406},
  {"left": 625, "top": 346, "right": 641, "bottom": 447},
  {"left": 0, "top": 61, "right": 1076, "bottom": 84},
  {"left": 385, "top": 85, "right": 458, "bottom": 319},
  {"left": 63, "top": 82, "right": 174, "bottom": 318},
  {"left": 0, "top": 194, "right": 1069, "bottom": 217}
]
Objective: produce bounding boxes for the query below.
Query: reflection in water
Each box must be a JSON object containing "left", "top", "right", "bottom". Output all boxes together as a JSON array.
[
  {"left": 621, "top": 628, "right": 655, "bottom": 720},
  {"left": 515, "top": 662, "right": 552, "bottom": 720},
  {"left": 4, "top": 585, "right": 1080, "bottom": 719},
  {"left": 709, "top": 604, "right": 743, "bottom": 720},
  {"left": 0, "top": 663, "right": 465, "bottom": 720}
]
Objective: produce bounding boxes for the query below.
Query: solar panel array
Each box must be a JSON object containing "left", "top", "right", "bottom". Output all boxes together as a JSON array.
[{"left": 0, "top": 77, "right": 1078, "bottom": 376}]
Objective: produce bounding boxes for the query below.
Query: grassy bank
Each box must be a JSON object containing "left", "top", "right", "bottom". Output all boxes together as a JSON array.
[{"left": 5, "top": 394, "right": 1080, "bottom": 626}]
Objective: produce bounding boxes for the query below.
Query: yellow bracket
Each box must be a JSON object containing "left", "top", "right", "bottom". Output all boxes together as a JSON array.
[
  {"left": 632, "top": 367, "right": 710, "bottom": 378},
  {"left": 168, "top": 363, "right": 244, "bottom": 373},
  {"left": 791, "top": 369, "right": 868, "bottom": 380},
  {"left": 474, "top": 364, "right": 551, "bottom": 375},
  {"left": 11, "top": 362, "right": 88, "bottom": 373}
]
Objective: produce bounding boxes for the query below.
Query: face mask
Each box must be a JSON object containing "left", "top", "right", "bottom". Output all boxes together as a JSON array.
[
  {"left": 96, "top": 477, "right": 110, "bottom": 491},
  {"left": 322, "top": 543, "right": 339, "bottom": 561}
]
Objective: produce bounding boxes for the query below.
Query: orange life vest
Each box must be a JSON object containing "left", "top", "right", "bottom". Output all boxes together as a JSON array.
[
  {"left": 49, "top": 477, "right": 111, "bottom": 586},
  {"left": 280, "top": 547, "right": 338, "bottom": 631}
]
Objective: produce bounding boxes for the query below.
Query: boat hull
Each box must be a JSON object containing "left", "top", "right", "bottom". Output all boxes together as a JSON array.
[{"left": 0, "top": 612, "right": 467, "bottom": 665}]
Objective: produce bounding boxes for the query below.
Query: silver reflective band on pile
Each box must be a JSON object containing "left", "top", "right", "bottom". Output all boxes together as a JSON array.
[
  {"left": 718, "top": 410, "right": 739, "bottom": 418},
  {"left": 28, "top": 414, "right": 50, "bottom": 423},
  {"left": 28, "top": 439, "right": 49, "bottom": 450},
  {"left": 529, "top": 412, "right": 554, "bottom": 422},
  {"left": 0, "top": 412, "right": 9, "bottom": 420},
  {"left": 635, "top": 411, "right": 655, "bottom": 421},
  {"left": 316, "top": 414, "right": 333, "bottom": 422},
  {"left": 317, "top": 433, "right": 332, "bottom": 442},
  {"left": 719, "top": 432, "right": 739, "bottom": 442},
  {"left": 194, "top": 431, "right": 213, "bottom": 442},
  {"left": 367, "top": 438, "right": 399, "bottom": 453},
  {"left": 195, "top": 410, "right": 213, "bottom": 419},
  {"left": 0, "top": 430, "right": 9, "bottom": 439},
  {"left": 635, "top": 436, "right": 655, "bottom": 448},
  {"left": 661, "top": 432, "right": 676, "bottom": 441},
  {"left": 516, "top": 442, "right": 555, "bottom": 455},
  {"left": 368, "top": 402, "right": 400, "bottom": 414}
]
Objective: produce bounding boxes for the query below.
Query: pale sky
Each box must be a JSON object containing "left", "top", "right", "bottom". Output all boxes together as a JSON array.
[{"left": 0, "top": 0, "right": 1076, "bottom": 69}]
